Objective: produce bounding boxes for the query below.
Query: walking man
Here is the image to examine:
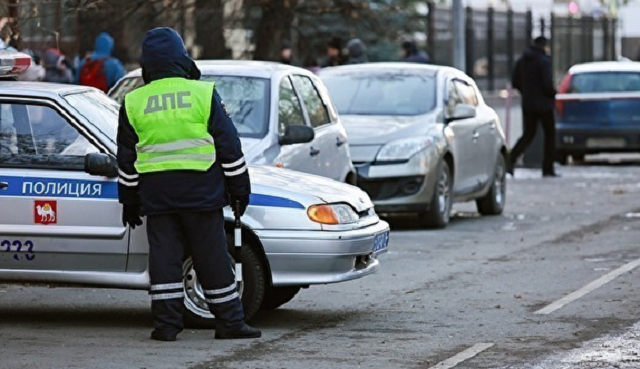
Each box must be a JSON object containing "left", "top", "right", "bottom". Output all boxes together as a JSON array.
[
  {"left": 510, "top": 36, "right": 558, "bottom": 177},
  {"left": 117, "top": 27, "right": 261, "bottom": 341},
  {"left": 78, "top": 32, "right": 126, "bottom": 92}
]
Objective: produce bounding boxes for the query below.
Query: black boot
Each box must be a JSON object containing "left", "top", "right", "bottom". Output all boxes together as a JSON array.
[{"left": 215, "top": 324, "right": 262, "bottom": 339}]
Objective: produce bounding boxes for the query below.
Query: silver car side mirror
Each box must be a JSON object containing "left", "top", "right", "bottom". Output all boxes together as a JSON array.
[{"left": 447, "top": 104, "right": 476, "bottom": 123}]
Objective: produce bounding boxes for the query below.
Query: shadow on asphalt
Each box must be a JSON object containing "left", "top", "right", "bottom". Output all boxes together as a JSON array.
[
  {"left": 252, "top": 307, "right": 361, "bottom": 329},
  {"left": 382, "top": 212, "right": 482, "bottom": 231},
  {"left": 0, "top": 306, "right": 151, "bottom": 327}
]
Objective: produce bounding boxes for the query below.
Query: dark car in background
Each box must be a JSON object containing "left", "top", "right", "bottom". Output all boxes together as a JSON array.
[{"left": 555, "top": 62, "right": 640, "bottom": 164}]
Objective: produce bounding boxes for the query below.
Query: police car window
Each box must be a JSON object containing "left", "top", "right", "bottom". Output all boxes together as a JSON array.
[
  {"left": 0, "top": 102, "right": 97, "bottom": 170},
  {"left": 63, "top": 90, "right": 119, "bottom": 143},
  {"left": 291, "top": 75, "right": 331, "bottom": 128},
  {"left": 109, "top": 77, "right": 145, "bottom": 104},
  {"left": 278, "top": 77, "right": 306, "bottom": 135}
]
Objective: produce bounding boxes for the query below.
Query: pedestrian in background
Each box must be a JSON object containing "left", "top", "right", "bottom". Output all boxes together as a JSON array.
[
  {"left": 303, "top": 55, "right": 320, "bottom": 74},
  {"left": 320, "top": 37, "right": 345, "bottom": 67},
  {"left": 401, "top": 39, "right": 430, "bottom": 64},
  {"left": 509, "top": 36, "right": 558, "bottom": 177},
  {"left": 345, "top": 38, "right": 368, "bottom": 65},
  {"left": 117, "top": 27, "right": 260, "bottom": 342},
  {"left": 78, "top": 32, "right": 125, "bottom": 92},
  {"left": 280, "top": 40, "right": 293, "bottom": 65},
  {"left": 42, "top": 48, "right": 74, "bottom": 84}
]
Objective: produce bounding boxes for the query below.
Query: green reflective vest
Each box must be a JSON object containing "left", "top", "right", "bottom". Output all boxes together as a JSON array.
[{"left": 125, "top": 77, "right": 216, "bottom": 173}]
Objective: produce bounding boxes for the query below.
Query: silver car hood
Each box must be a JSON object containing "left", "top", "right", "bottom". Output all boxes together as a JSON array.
[
  {"left": 341, "top": 113, "right": 438, "bottom": 145},
  {"left": 250, "top": 166, "right": 373, "bottom": 212}
]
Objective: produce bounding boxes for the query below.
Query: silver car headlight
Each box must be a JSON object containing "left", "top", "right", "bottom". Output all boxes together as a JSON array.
[
  {"left": 376, "top": 136, "right": 434, "bottom": 162},
  {"left": 307, "top": 204, "right": 359, "bottom": 225}
]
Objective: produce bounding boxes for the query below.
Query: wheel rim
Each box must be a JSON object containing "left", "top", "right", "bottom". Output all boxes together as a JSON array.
[
  {"left": 183, "top": 257, "right": 244, "bottom": 319},
  {"left": 494, "top": 159, "right": 506, "bottom": 206},
  {"left": 437, "top": 167, "right": 451, "bottom": 219}
]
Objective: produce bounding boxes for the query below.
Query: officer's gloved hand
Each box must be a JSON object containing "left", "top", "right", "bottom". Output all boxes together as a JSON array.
[
  {"left": 122, "top": 204, "right": 143, "bottom": 229},
  {"left": 231, "top": 194, "right": 250, "bottom": 218}
]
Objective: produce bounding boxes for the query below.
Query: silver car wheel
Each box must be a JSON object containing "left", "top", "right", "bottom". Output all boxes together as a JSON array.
[
  {"left": 182, "top": 257, "right": 244, "bottom": 319},
  {"left": 494, "top": 160, "right": 506, "bottom": 206},
  {"left": 438, "top": 168, "right": 451, "bottom": 217}
]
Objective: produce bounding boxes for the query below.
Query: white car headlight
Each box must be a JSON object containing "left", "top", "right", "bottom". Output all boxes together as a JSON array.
[
  {"left": 376, "top": 136, "right": 434, "bottom": 162},
  {"left": 307, "top": 204, "right": 359, "bottom": 225}
]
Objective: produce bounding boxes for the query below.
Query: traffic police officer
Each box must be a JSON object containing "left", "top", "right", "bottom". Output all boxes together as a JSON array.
[{"left": 116, "top": 27, "right": 261, "bottom": 341}]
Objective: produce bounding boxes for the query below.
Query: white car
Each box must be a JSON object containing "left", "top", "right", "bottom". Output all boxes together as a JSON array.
[
  {"left": 110, "top": 61, "right": 356, "bottom": 184},
  {"left": 0, "top": 58, "right": 389, "bottom": 325}
]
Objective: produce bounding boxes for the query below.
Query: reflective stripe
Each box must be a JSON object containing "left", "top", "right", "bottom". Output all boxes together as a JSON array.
[
  {"left": 151, "top": 292, "right": 184, "bottom": 300},
  {"left": 224, "top": 165, "right": 247, "bottom": 177},
  {"left": 205, "top": 291, "right": 239, "bottom": 304},
  {"left": 146, "top": 153, "right": 216, "bottom": 164},
  {"left": 118, "top": 169, "right": 139, "bottom": 180},
  {"left": 203, "top": 283, "right": 236, "bottom": 295},
  {"left": 150, "top": 282, "right": 183, "bottom": 291},
  {"left": 137, "top": 137, "right": 214, "bottom": 154},
  {"left": 221, "top": 157, "right": 245, "bottom": 169},
  {"left": 118, "top": 178, "right": 138, "bottom": 187}
]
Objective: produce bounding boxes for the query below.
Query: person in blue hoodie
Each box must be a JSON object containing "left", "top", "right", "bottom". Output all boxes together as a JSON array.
[
  {"left": 116, "top": 27, "right": 260, "bottom": 341},
  {"left": 77, "top": 32, "right": 126, "bottom": 92}
]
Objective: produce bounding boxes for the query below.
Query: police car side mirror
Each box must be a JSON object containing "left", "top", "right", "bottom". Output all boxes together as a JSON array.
[
  {"left": 279, "top": 125, "right": 315, "bottom": 146},
  {"left": 84, "top": 153, "right": 118, "bottom": 178}
]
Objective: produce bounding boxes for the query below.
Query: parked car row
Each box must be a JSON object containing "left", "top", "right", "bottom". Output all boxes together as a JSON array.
[{"left": 111, "top": 61, "right": 510, "bottom": 228}]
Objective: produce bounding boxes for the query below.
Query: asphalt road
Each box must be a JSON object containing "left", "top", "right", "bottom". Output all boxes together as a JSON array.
[{"left": 1, "top": 156, "right": 640, "bottom": 369}]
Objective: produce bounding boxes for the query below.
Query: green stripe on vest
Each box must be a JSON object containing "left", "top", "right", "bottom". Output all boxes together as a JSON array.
[{"left": 125, "top": 78, "right": 216, "bottom": 173}]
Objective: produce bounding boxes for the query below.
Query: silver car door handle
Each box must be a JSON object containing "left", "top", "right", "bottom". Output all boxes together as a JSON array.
[
  {"left": 0, "top": 182, "right": 8, "bottom": 189},
  {"left": 336, "top": 137, "right": 346, "bottom": 147},
  {"left": 310, "top": 147, "right": 321, "bottom": 157},
  {"left": 472, "top": 132, "right": 480, "bottom": 139}
]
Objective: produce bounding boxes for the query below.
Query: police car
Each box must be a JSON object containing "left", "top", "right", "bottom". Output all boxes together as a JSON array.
[{"left": 0, "top": 54, "right": 389, "bottom": 325}]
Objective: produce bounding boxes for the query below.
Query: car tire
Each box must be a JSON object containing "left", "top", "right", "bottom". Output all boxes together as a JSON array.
[
  {"left": 260, "top": 286, "right": 301, "bottom": 310},
  {"left": 556, "top": 152, "right": 569, "bottom": 165},
  {"left": 421, "top": 160, "right": 452, "bottom": 228},
  {"left": 183, "top": 244, "right": 266, "bottom": 328},
  {"left": 476, "top": 154, "right": 507, "bottom": 216},
  {"left": 571, "top": 154, "right": 585, "bottom": 164}
]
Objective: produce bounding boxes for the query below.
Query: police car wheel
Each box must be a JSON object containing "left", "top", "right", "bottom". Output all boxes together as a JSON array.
[
  {"left": 476, "top": 154, "right": 507, "bottom": 216},
  {"left": 260, "top": 286, "right": 301, "bottom": 310},
  {"left": 182, "top": 245, "right": 266, "bottom": 328}
]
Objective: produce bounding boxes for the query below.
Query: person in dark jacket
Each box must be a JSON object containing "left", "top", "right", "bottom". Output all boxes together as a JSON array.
[
  {"left": 117, "top": 27, "right": 260, "bottom": 342},
  {"left": 510, "top": 36, "right": 558, "bottom": 177},
  {"left": 345, "top": 38, "right": 368, "bottom": 65},
  {"left": 320, "top": 37, "right": 345, "bottom": 68},
  {"left": 401, "top": 40, "right": 429, "bottom": 64},
  {"left": 42, "top": 48, "right": 74, "bottom": 84}
]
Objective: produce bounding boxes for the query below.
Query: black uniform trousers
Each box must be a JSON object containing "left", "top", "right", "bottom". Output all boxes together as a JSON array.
[
  {"left": 510, "top": 109, "right": 556, "bottom": 175},
  {"left": 146, "top": 209, "right": 244, "bottom": 334}
]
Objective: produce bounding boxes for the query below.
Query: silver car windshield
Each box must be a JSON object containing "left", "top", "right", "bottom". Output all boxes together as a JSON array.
[
  {"left": 110, "top": 76, "right": 270, "bottom": 138},
  {"left": 63, "top": 90, "right": 119, "bottom": 144},
  {"left": 321, "top": 73, "right": 437, "bottom": 116}
]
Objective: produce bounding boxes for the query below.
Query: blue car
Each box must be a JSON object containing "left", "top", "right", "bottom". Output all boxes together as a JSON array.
[{"left": 555, "top": 62, "right": 640, "bottom": 164}]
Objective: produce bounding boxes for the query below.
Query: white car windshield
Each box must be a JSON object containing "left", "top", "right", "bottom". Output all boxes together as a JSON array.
[
  {"left": 110, "top": 75, "right": 270, "bottom": 138},
  {"left": 321, "top": 72, "right": 437, "bottom": 116},
  {"left": 63, "top": 90, "right": 119, "bottom": 144}
]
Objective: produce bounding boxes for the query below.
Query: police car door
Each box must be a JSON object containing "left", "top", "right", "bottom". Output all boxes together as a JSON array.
[{"left": 0, "top": 97, "right": 127, "bottom": 271}]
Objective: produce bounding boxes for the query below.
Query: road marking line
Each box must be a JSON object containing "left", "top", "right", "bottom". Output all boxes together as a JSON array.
[
  {"left": 534, "top": 257, "right": 640, "bottom": 315},
  {"left": 427, "top": 343, "right": 494, "bottom": 369}
]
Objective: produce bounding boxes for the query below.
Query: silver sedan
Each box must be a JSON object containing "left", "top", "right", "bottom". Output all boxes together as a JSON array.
[{"left": 319, "top": 63, "right": 509, "bottom": 228}]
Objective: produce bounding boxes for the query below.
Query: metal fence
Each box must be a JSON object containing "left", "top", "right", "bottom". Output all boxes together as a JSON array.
[{"left": 425, "top": 3, "right": 619, "bottom": 91}]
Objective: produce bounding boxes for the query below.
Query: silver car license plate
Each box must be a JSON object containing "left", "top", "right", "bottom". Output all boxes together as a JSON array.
[
  {"left": 586, "top": 138, "right": 626, "bottom": 148},
  {"left": 372, "top": 231, "right": 389, "bottom": 254}
]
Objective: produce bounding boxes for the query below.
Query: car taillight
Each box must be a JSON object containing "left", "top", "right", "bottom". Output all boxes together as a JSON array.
[
  {"left": 0, "top": 51, "right": 31, "bottom": 76},
  {"left": 556, "top": 73, "right": 572, "bottom": 118}
]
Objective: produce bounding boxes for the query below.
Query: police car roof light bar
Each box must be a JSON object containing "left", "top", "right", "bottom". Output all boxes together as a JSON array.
[{"left": 0, "top": 51, "right": 31, "bottom": 76}]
